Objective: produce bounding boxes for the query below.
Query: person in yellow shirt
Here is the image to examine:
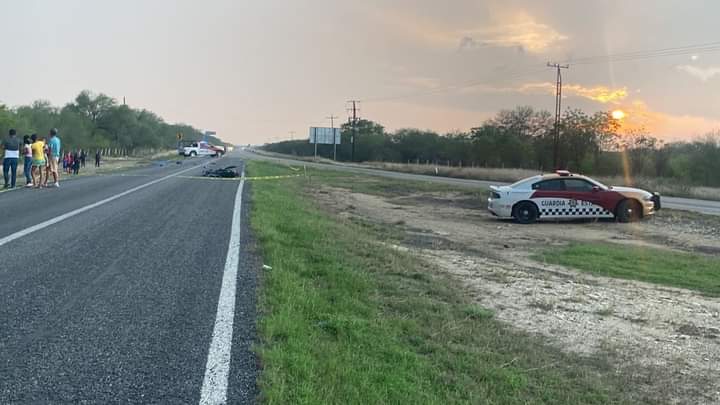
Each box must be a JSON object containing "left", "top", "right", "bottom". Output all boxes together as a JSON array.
[{"left": 30, "top": 134, "right": 46, "bottom": 188}]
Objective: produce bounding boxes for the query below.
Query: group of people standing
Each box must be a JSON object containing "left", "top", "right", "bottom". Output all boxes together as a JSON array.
[
  {"left": 62, "top": 150, "right": 85, "bottom": 175},
  {"left": 2, "top": 128, "right": 62, "bottom": 189},
  {"left": 3, "top": 128, "right": 104, "bottom": 189}
]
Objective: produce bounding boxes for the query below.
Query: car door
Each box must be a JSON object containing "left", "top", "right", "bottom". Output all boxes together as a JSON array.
[
  {"left": 530, "top": 179, "right": 572, "bottom": 218},
  {"left": 562, "top": 179, "right": 601, "bottom": 217}
]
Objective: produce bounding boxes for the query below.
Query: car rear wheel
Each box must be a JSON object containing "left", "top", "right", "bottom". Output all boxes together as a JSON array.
[
  {"left": 514, "top": 202, "right": 539, "bottom": 224},
  {"left": 616, "top": 199, "right": 641, "bottom": 223}
]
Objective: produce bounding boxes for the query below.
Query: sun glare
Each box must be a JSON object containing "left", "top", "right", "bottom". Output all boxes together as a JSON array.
[{"left": 612, "top": 109, "right": 626, "bottom": 120}]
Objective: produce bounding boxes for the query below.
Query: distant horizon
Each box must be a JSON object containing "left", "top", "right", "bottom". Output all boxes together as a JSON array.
[{"left": 4, "top": 88, "right": 719, "bottom": 147}]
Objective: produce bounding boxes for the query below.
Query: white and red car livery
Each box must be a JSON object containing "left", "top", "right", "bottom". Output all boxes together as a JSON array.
[
  {"left": 488, "top": 170, "right": 661, "bottom": 224},
  {"left": 181, "top": 141, "right": 225, "bottom": 157}
]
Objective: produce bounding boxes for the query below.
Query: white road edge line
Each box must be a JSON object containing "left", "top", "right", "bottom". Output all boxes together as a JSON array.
[
  {"left": 0, "top": 163, "right": 205, "bottom": 247},
  {"left": 199, "top": 169, "right": 245, "bottom": 405}
]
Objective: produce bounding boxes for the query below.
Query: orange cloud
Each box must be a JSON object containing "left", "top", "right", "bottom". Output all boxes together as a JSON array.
[
  {"left": 566, "top": 85, "right": 628, "bottom": 103},
  {"left": 371, "top": 8, "right": 566, "bottom": 53},
  {"left": 460, "top": 11, "right": 568, "bottom": 53},
  {"left": 615, "top": 100, "right": 720, "bottom": 142},
  {"left": 515, "top": 82, "right": 628, "bottom": 103}
]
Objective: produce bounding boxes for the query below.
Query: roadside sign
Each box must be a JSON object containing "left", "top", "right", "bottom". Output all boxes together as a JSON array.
[{"left": 309, "top": 127, "right": 341, "bottom": 145}]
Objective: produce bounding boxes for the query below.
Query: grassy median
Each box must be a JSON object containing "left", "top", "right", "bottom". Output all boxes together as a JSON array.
[
  {"left": 537, "top": 243, "right": 720, "bottom": 297},
  {"left": 249, "top": 161, "right": 643, "bottom": 404}
]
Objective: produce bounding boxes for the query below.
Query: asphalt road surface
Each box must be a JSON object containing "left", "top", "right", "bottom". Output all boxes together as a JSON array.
[
  {"left": 239, "top": 150, "right": 720, "bottom": 216},
  {"left": 0, "top": 155, "right": 258, "bottom": 404}
]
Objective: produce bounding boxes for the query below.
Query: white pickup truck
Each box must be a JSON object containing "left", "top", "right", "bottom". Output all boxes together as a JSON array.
[{"left": 180, "top": 141, "right": 225, "bottom": 157}]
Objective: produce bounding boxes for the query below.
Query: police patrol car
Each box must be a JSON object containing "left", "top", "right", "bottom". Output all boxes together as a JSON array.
[{"left": 488, "top": 170, "right": 661, "bottom": 224}]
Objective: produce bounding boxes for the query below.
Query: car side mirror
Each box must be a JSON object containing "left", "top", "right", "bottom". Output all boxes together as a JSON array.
[{"left": 592, "top": 186, "right": 601, "bottom": 192}]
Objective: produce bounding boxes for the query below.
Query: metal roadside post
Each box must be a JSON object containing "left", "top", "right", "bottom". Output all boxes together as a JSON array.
[
  {"left": 313, "top": 127, "right": 318, "bottom": 162},
  {"left": 333, "top": 128, "right": 342, "bottom": 161}
]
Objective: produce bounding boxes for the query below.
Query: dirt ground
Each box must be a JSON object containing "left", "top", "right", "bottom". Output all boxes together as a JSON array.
[{"left": 313, "top": 185, "right": 720, "bottom": 405}]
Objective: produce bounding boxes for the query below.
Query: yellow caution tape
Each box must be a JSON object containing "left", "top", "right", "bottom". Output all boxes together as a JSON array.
[{"left": 248, "top": 174, "right": 303, "bottom": 181}]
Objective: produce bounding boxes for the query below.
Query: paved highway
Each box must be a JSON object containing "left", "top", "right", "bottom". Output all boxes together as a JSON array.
[
  {"left": 0, "top": 155, "right": 257, "bottom": 404},
  {"left": 239, "top": 149, "right": 720, "bottom": 216}
]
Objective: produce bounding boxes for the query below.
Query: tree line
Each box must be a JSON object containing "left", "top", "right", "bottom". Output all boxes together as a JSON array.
[
  {"left": 263, "top": 106, "right": 720, "bottom": 187},
  {"left": 0, "top": 90, "right": 222, "bottom": 155}
]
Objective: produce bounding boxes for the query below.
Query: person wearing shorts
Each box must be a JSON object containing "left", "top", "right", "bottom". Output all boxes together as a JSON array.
[
  {"left": 42, "top": 141, "right": 51, "bottom": 187},
  {"left": 47, "top": 128, "right": 61, "bottom": 187},
  {"left": 30, "top": 134, "right": 46, "bottom": 188}
]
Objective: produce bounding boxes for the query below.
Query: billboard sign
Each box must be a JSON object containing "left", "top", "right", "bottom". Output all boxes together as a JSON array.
[{"left": 309, "top": 127, "right": 341, "bottom": 145}]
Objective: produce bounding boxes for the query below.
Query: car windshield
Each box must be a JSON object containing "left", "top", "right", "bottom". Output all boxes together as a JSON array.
[
  {"left": 585, "top": 177, "right": 608, "bottom": 189},
  {"left": 2, "top": 3, "right": 719, "bottom": 405}
]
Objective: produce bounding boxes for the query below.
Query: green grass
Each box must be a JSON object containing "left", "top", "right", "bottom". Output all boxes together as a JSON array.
[
  {"left": 537, "top": 243, "right": 720, "bottom": 296},
  {"left": 249, "top": 161, "right": 645, "bottom": 405},
  {"left": 252, "top": 160, "right": 486, "bottom": 200}
]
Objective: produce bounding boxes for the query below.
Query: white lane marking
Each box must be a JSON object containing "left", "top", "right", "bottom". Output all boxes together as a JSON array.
[
  {"left": 199, "top": 170, "right": 245, "bottom": 405},
  {"left": 0, "top": 163, "right": 205, "bottom": 247}
]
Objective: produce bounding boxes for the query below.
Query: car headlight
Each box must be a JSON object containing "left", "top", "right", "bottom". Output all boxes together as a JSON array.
[{"left": 491, "top": 191, "right": 501, "bottom": 199}]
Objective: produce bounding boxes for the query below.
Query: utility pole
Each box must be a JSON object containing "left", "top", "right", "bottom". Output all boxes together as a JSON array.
[
  {"left": 347, "top": 100, "right": 360, "bottom": 162},
  {"left": 327, "top": 115, "right": 339, "bottom": 161},
  {"left": 547, "top": 62, "right": 569, "bottom": 169}
]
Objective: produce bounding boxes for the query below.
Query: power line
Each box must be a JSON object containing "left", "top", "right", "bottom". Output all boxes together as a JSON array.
[
  {"left": 561, "top": 41, "right": 720, "bottom": 65},
  {"left": 292, "top": 41, "right": 720, "bottom": 152},
  {"left": 357, "top": 40, "right": 720, "bottom": 104}
]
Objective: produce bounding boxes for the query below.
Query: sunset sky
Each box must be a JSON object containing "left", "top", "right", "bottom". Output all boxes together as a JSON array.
[{"left": 1, "top": 0, "right": 719, "bottom": 144}]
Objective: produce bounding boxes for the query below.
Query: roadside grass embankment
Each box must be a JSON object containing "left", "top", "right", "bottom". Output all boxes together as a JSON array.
[
  {"left": 536, "top": 243, "right": 720, "bottom": 297},
  {"left": 249, "top": 161, "right": 645, "bottom": 405},
  {"left": 252, "top": 150, "right": 720, "bottom": 200}
]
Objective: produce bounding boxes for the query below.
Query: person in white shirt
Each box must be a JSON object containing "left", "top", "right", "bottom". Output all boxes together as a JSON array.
[{"left": 22, "top": 135, "right": 33, "bottom": 186}]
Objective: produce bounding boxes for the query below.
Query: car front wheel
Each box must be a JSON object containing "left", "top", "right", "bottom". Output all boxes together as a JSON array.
[
  {"left": 514, "top": 202, "right": 539, "bottom": 224},
  {"left": 616, "top": 199, "right": 641, "bottom": 223}
]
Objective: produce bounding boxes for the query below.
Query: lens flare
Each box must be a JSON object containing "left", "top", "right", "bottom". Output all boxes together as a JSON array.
[{"left": 612, "top": 109, "right": 626, "bottom": 120}]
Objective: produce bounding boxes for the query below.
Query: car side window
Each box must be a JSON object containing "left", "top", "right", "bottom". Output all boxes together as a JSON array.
[
  {"left": 564, "top": 179, "right": 594, "bottom": 192},
  {"left": 532, "top": 179, "right": 565, "bottom": 191}
]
